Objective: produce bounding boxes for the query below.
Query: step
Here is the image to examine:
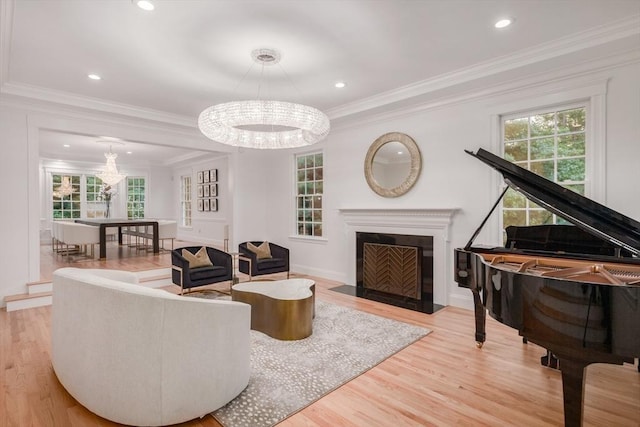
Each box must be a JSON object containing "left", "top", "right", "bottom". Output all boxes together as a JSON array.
[
  {"left": 4, "top": 270, "right": 174, "bottom": 311},
  {"left": 5, "top": 291, "right": 53, "bottom": 312},
  {"left": 27, "top": 281, "right": 53, "bottom": 294}
]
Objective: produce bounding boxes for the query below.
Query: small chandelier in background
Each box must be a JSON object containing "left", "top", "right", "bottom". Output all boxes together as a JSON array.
[
  {"left": 97, "top": 147, "right": 126, "bottom": 186},
  {"left": 53, "top": 176, "right": 74, "bottom": 198},
  {"left": 198, "top": 48, "right": 330, "bottom": 150}
]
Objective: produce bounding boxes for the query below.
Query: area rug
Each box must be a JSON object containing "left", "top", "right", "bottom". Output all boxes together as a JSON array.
[{"left": 200, "top": 298, "right": 431, "bottom": 427}]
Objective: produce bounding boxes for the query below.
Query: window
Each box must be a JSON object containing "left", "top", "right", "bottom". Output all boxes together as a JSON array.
[
  {"left": 296, "top": 152, "right": 323, "bottom": 237},
  {"left": 52, "top": 174, "right": 81, "bottom": 219},
  {"left": 86, "top": 176, "right": 108, "bottom": 218},
  {"left": 127, "top": 177, "right": 146, "bottom": 219},
  {"left": 181, "top": 175, "right": 192, "bottom": 227},
  {"left": 502, "top": 105, "right": 586, "bottom": 235}
]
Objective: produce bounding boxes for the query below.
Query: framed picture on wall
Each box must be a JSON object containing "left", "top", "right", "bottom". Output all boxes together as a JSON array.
[
  {"left": 210, "top": 183, "right": 217, "bottom": 197},
  {"left": 210, "top": 169, "right": 218, "bottom": 182},
  {"left": 197, "top": 171, "right": 203, "bottom": 184},
  {"left": 203, "top": 170, "right": 210, "bottom": 183},
  {"left": 203, "top": 198, "right": 210, "bottom": 211},
  {"left": 210, "top": 198, "right": 218, "bottom": 212},
  {"left": 203, "top": 185, "right": 210, "bottom": 197},
  {"left": 197, "top": 199, "right": 203, "bottom": 211},
  {"left": 197, "top": 185, "right": 203, "bottom": 198}
]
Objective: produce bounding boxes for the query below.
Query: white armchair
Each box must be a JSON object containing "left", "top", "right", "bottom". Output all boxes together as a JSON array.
[{"left": 52, "top": 268, "right": 251, "bottom": 426}]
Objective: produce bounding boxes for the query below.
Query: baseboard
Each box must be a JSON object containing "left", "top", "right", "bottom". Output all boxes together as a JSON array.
[
  {"left": 448, "top": 293, "right": 474, "bottom": 310},
  {"left": 290, "top": 264, "right": 346, "bottom": 284}
]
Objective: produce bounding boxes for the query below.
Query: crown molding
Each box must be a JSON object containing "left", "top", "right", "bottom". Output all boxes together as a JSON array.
[
  {"left": 326, "top": 15, "right": 640, "bottom": 121},
  {"left": 1, "top": 81, "right": 197, "bottom": 127},
  {"left": 329, "top": 48, "right": 640, "bottom": 133}
]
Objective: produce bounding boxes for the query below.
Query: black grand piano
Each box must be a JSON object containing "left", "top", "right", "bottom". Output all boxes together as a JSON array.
[{"left": 455, "top": 148, "right": 640, "bottom": 427}]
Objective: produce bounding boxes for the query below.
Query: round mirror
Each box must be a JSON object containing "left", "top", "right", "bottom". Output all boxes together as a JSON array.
[{"left": 364, "top": 132, "right": 421, "bottom": 197}]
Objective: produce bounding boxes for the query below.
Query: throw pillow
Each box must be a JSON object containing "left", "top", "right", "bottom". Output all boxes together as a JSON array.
[
  {"left": 247, "top": 241, "right": 272, "bottom": 260},
  {"left": 182, "top": 247, "right": 213, "bottom": 268}
]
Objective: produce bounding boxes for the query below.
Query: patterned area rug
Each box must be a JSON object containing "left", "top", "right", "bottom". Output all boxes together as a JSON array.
[{"left": 194, "top": 295, "right": 430, "bottom": 427}]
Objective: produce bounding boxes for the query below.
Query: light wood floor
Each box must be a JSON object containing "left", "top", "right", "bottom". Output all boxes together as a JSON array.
[{"left": 1, "top": 244, "right": 638, "bottom": 426}]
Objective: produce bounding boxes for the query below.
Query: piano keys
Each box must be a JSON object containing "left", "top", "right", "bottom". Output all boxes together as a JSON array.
[{"left": 454, "top": 148, "right": 640, "bottom": 427}]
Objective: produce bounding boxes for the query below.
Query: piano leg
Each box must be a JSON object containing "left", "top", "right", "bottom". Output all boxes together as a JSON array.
[
  {"left": 557, "top": 356, "right": 588, "bottom": 427},
  {"left": 471, "top": 289, "right": 486, "bottom": 347}
]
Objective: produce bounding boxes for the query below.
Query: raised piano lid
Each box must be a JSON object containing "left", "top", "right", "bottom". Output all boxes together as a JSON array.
[{"left": 466, "top": 148, "right": 640, "bottom": 257}]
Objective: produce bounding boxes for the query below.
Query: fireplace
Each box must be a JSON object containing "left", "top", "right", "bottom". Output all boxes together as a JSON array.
[
  {"left": 356, "top": 232, "right": 437, "bottom": 313},
  {"left": 338, "top": 208, "right": 459, "bottom": 310}
]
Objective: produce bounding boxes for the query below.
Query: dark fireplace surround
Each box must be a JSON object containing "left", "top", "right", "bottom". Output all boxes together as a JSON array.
[{"left": 356, "top": 232, "right": 440, "bottom": 314}]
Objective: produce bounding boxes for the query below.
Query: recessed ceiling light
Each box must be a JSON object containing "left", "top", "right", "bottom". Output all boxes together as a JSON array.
[
  {"left": 335, "top": 82, "right": 346, "bottom": 89},
  {"left": 134, "top": 0, "right": 155, "bottom": 11},
  {"left": 63, "top": 144, "right": 70, "bottom": 148},
  {"left": 88, "top": 74, "right": 101, "bottom": 80},
  {"left": 126, "top": 151, "right": 132, "bottom": 154},
  {"left": 495, "top": 18, "right": 513, "bottom": 29},
  {"left": 397, "top": 151, "right": 403, "bottom": 155}
]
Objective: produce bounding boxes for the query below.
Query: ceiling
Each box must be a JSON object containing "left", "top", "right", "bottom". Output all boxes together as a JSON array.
[{"left": 2, "top": 0, "right": 639, "bottom": 165}]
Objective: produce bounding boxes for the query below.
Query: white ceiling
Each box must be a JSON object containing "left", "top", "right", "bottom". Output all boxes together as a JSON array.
[{"left": 2, "top": 0, "right": 639, "bottom": 165}]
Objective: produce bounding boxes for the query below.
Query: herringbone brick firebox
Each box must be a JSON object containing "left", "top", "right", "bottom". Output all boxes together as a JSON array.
[{"left": 356, "top": 232, "right": 436, "bottom": 313}]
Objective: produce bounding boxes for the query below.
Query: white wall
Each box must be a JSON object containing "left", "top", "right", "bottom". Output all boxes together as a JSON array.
[
  {"left": 0, "top": 106, "right": 33, "bottom": 300},
  {"left": 173, "top": 155, "right": 231, "bottom": 247},
  {"left": 235, "top": 58, "right": 640, "bottom": 309}
]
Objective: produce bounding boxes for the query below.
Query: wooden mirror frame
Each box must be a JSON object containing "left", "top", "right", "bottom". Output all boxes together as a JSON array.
[{"left": 364, "top": 132, "right": 422, "bottom": 198}]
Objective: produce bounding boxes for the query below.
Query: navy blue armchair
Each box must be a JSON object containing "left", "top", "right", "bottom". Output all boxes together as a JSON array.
[
  {"left": 171, "top": 246, "right": 232, "bottom": 294},
  {"left": 238, "top": 241, "right": 289, "bottom": 281}
]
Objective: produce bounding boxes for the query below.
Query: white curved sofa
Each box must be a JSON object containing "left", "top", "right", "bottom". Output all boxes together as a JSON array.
[{"left": 52, "top": 268, "right": 251, "bottom": 426}]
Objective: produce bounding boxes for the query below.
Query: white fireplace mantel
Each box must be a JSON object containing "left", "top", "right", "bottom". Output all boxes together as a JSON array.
[{"left": 338, "top": 208, "right": 460, "bottom": 307}]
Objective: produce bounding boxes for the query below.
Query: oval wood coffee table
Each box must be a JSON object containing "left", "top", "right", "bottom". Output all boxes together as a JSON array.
[{"left": 231, "top": 279, "right": 315, "bottom": 340}]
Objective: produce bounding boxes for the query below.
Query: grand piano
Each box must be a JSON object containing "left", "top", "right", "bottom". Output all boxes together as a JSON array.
[{"left": 455, "top": 148, "right": 640, "bottom": 427}]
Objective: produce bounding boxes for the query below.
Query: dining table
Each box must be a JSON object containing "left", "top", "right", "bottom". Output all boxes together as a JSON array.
[{"left": 74, "top": 218, "right": 159, "bottom": 259}]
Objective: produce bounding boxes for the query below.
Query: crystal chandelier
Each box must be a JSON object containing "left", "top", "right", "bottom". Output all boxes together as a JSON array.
[
  {"left": 198, "top": 48, "right": 330, "bottom": 149},
  {"left": 97, "top": 148, "right": 126, "bottom": 186},
  {"left": 53, "top": 176, "right": 73, "bottom": 198}
]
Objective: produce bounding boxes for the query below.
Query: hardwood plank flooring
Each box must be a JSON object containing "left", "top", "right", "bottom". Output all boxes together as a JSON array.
[{"left": 0, "top": 243, "right": 637, "bottom": 426}]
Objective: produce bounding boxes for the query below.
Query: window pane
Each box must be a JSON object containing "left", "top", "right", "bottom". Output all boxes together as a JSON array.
[
  {"left": 504, "top": 140, "right": 528, "bottom": 162},
  {"left": 529, "top": 210, "right": 554, "bottom": 225},
  {"left": 530, "top": 137, "right": 554, "bottom": 160},
  {"left": 313, "top": 196, "right": 322, "bottom": 209},
  {"left": 504, "top": 118, "right": 528, "bottom": 141},
  {"left": 530, "top": 160, "right": 554, "bottom": 180},
  {"left": 557, "top": 108, "right": 585, "bottom": 133},
  {"left": 557, "top": 158, "right": 585, "bottom": 182},
  {"left": 313, "top": 224, "right": 322, "bottom": 236},
  {"left": 314, "top": 153, "right": 323, "bottom": 167},
  {"left": 503, "top": 188, "right": 526, "bottom": 209},
  {"left": 530, "top": 113, "right": 554, "bottom": 137},
  {"left": 503, "top": 210, "right": 526, "bottom": 228},
  {"left": 557, "top": 134, "right": 585, "bottom": 157}
]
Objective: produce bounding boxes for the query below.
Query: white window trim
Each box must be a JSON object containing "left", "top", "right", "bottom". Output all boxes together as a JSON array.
[
  {"left": 487, "top": 78, "right": 607, "bottom": 245},
  {"left": 291, "top": 148, "right": 326, "bottom": 241},
  {"left": 126, "top": 176, "right": 148, "bottom": 219},
  {"left": 180, "top": 175, "right": 192, "bottom": 227}
]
